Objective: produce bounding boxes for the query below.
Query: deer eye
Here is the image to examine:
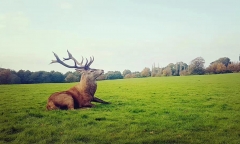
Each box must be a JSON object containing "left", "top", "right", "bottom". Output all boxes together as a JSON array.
[{"left": 90, "top": 70, "right": 94, "bottom": 72}]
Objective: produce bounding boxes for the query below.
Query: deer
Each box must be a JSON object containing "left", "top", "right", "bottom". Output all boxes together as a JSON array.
[{"left": 46, "top": 50, "right": 109, "bottom": 110}]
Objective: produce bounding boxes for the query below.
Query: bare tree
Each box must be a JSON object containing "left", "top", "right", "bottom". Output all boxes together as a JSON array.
[
  {"left": 162, "top": 67, "right": 172, "bottom": 76},
  {"left": 216, "top": 63, "right": 227, "bottom": 73},
  {"left": 141, "top": 67, "right": 151, "bottom": 77},
  {"left": 122, "top": 69, "right": 131, "bottom": 77},
  {"left": 124, "top": 73, "right": 132, "bottom": 79},
  {"left": 227, "top": 62, "right": 240, "bottom": 72},
  {"left": 189, "top": 57, "right": 205, "bottom": 75}
]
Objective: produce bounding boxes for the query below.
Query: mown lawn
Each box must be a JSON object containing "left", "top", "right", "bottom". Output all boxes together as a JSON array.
[{"left": 0, "top": 73, "right": 240, "bottom": 144}]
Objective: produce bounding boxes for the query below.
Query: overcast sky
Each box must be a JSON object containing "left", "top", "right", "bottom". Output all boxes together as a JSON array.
[{"left": 0, "top": 0, "right": 239, "bottom": 73}]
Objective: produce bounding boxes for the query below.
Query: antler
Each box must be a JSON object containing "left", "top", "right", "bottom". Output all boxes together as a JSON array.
[{"left": 50, "top": 50, "right": 94, "bottom": 70}]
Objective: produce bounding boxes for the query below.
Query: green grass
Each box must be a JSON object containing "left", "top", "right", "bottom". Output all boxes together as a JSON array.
[{"left": 0, "top": 73, "right": 240, "bottom": 144}]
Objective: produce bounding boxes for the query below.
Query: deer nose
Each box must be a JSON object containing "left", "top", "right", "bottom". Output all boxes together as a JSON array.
[{"left": 101, "top": 70, "right": 104, "bottom": 73}]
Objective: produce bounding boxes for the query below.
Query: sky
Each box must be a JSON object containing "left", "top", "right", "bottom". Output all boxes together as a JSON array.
[{"left": 0, "top": 0, "right": 239, "bottom": 73}]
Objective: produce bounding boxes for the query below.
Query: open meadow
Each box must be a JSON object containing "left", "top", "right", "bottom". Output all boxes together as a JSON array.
[{"left": 0, "top": 73, "right": 240, "bottom": 144}]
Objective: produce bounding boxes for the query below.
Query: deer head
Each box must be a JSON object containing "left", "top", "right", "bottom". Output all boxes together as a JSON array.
[{"left": 50, "top": 50, "right": 104, "bottom": 81}]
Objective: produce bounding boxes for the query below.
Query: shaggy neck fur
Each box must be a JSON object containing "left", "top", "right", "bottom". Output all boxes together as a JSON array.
[{"left": 76, "top": 74, "right": 97, "bottom": 96}]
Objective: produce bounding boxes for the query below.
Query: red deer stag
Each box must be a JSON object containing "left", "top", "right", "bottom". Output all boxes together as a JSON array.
[{"left": 46, "top": 50, "right": 109, "bottom": 110}]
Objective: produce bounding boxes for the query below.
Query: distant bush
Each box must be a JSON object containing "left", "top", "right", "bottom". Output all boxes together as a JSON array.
[
  {"left": 105, "top": 71, "right": 123, "bottom": 80},
  {"left": 227, "top": 62, "right": 240, "bottom": 73},
  {"left": 180, "top": 70, "right": 190, "bottom": 76}
]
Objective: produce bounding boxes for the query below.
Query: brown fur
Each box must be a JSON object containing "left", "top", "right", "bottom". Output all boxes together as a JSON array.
[{"left": 46, "top": 69, "right": 109, "bottom": 110}]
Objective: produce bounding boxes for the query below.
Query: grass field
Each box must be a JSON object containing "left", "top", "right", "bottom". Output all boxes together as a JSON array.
[{"left": 0, "top": 73, "right": 240, "bottom": 144}]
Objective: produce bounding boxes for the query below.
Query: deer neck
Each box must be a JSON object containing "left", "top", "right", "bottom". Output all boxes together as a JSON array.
[{"left": 75, "top": 75, "right": 97, "bottom": 96}]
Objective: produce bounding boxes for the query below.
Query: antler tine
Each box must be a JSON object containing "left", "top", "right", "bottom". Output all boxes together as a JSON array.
[
  {"left": 50, "top": 52, "right": 61, "bottom": 64},
  {"left": 91, "top": 56, "right": 94, "bottom": 64},
  {"left": 63, "top": 50, "right": 72, "bottom": 60},
  {"left": 79, "top": 56, "right": 84, "bottom": 66},
  {"left": 63, "top": 50, "right": 84, "bottom": 67},
  {"left": 87, "top": 56, "right": 94, "bottom": 67},
  {"left": 84, "top": 58, "right": 88, "bottom": 67}
]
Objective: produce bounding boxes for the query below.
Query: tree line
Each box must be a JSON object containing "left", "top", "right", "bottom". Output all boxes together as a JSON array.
[
  {"left": 123, "top": 57, "right": 240, "bottom": 79},
  {"left": 0, "top": 69, "right": 125, "bottom": 84},
  {"left": 0, "top": 56, "right": 240, "bottom": 84}
]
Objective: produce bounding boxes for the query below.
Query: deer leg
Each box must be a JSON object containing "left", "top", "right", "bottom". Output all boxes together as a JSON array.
[
  {"left": 92, "top": 97, "right": 110, "bottom": 104},
  {"left": 81, "top": 102, "right": 95, "bottom": 108},
  {"left": 46, "top": 101, "right": 58, "bottom": 110},
  {"left": 66, "top": 99, "right": 75, "bottom": 110}
]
